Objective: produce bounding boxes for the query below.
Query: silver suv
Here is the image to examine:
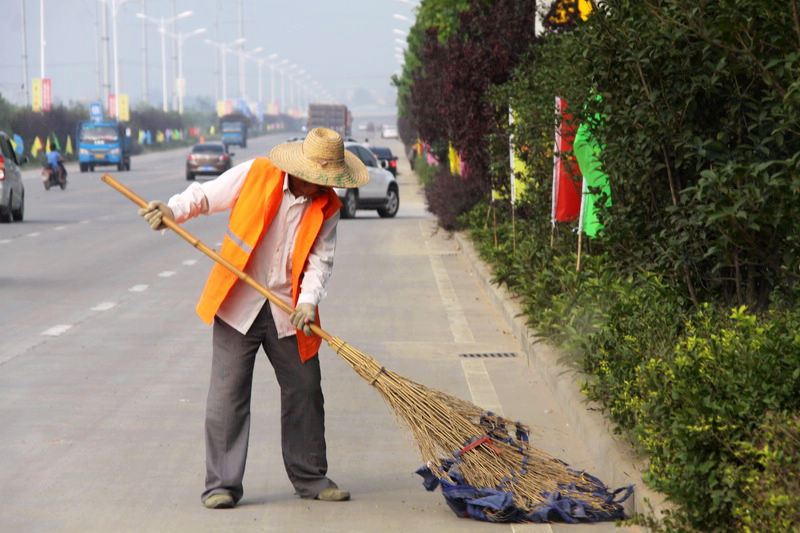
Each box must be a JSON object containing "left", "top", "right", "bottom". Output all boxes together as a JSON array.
[
  {"left": 0, "top": 131, "right": 27, "bottom": 223},
  {"left": 337, "top": 141, "right": 399, "bottom": 219}
]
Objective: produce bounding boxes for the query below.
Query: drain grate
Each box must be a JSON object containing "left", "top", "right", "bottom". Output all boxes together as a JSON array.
[{"left": 459, "top": 352, "right": 517, "bottom": 358}]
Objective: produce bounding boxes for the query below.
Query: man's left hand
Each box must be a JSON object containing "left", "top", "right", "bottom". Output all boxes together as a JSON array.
[{"left": 290, "top": 303, "right": 316, "bottom": 336}]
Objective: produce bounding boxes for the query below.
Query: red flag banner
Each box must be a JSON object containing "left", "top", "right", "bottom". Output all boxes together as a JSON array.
[
  {"left": 41, "top": 78, "right": 52, "bottom": 112},
  {"left": 551, "top": 96, "right": 582, "bottom": 224}
]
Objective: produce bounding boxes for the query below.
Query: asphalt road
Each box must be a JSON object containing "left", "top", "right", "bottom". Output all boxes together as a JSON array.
[{"left": 0, "top": 133, "right": 639, "bottom": 532}]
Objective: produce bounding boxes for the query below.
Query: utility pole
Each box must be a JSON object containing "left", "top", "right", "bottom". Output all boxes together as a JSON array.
[
  {"left": 19, "top": 0, "right": 30, "bottom": 105},
  {"left": 101, "top": 0, "right": 111, "bottom": 109},
  {"left": 94, "top": 0, "right": 101, "bottom": 100},
  {"left": 39, "top": 0, "right": 45, "bottom": 79},
  {"left": 238, "top": 0, "right": 245, "bottom": 101},
  {"left": 214, "top": 0, "right": 221, "bottom": 102},
  {"left": 170, "top": 0, "right": 178, "bottom": 111},
  {"left": 140, "top": 0, "right": 149, "bottom": 104}
]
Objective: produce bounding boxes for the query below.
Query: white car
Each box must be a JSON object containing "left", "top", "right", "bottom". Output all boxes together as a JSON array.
[
  {"left": 336, "top": 141, "right": 399, "bottom": 218},
  {"left": 381, "top": 126, "right": 399, "bottom": 139}
]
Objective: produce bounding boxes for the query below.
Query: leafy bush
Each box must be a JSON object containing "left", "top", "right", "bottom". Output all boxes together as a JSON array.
[
  {"left": 626, "top": 305, "right": 800, "bottom": 529},
  {"left": 572, "top": 0, "right": 800, "bottom": 309},
  {"left": 410, "top": 0, "right": 539, "bottom": 190},
  {"left": 733, "top": 412, "right": 800, "bottom": 531},
  {"left": 425, "top": 165, "right": 487, "bottom": 230},
  {"left": 410, "top": 0, "right": 800, "bottom": 529}
]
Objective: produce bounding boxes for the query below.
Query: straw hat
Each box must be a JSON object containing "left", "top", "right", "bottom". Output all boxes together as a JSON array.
[{"left": 268, "top": 127, "right": 369, "bottom": 188}]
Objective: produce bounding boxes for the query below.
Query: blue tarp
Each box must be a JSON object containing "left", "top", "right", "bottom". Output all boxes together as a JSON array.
[{"left": 416, "top": 459, "right": 633, "bottom": 524}]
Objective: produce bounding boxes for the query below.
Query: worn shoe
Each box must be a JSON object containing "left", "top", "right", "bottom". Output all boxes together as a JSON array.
[
  {"left": 203, "top": 493, "right": 235, "bottom": 509},
  {"left": 315, "top": 488, "right": 350, "bottom": 502}
]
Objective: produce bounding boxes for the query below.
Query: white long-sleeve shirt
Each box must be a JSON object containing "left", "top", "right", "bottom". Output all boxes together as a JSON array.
[{"left": 167, "top": 158, "right": 339, "bottom": 337}]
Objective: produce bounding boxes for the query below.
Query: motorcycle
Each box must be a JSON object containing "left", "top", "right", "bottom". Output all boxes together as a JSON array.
[{"left": 42, "top": 161, "right": 67, "bottom": 190}]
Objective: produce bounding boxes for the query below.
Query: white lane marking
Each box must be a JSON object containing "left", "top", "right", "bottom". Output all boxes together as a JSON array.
[
  {"left": 427, "top": 253, "right": 474, "bottom": 344},
  {"left": 158, "top": 271, "right": 176, "bottom": 278},
  {"left": 182, "top": 259, "right": 197, "bottom": 266},
  {"left": 91, "top": 301, "right": 117, "bottom": 311},
  {"left": 80, "top": 220, "right": 90, "bottom": 224},
  {"left": 461, "top": 358, "right": 503, "bottom": 415},
  {"left": 0, "top": 239, "right": 11, "bottom": 244},
  {"left": 42, "top": 324, "right": 73, "bottom": 336},
  {"left": 129, "top": 284, "right": 149, "bottom": 292},
  {"left": 26, "top": 232, "right": 41, "bottom": 237},
  {"left": 54, "top": 226, "right": 66, "bottom": 231}
]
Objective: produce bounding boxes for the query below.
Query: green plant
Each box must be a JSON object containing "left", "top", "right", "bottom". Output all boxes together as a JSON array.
[
  {"left": 630, "top": 305, "right": 800, "bottom": 529},
  {"left": 733, "top": 412, "right": 800, "bottom": 531}
]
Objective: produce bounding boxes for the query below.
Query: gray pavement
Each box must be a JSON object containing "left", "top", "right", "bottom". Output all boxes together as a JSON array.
[{"left": 0, "top": 133, "right": 656, "bottom": 532}]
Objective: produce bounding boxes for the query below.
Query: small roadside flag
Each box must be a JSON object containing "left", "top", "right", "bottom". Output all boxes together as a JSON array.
[
  {"left": 31, "top": 136, "right": 43, "bottom": 157},
  {"left": 13, "top": 134, "right": 24, "bottom": 154},
  {"left": 65, "top": 135, "right": 73, "bottom": 155}
]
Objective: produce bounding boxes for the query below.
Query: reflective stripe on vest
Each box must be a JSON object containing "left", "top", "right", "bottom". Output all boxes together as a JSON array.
[{"left": 195, "top": 157, "right": 342, "bottom": 362}]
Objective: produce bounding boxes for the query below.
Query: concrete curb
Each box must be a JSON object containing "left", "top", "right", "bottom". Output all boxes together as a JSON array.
[{"left": 453, "top": 231, "right": 668, "bottom": 520}]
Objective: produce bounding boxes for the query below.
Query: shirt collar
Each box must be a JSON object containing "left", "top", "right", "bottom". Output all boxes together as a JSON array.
[{"left": 282, "top": 172, "right": 309, "bottom": 204}]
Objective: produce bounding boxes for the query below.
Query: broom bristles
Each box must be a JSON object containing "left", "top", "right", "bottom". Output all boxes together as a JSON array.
[{"left": 328, "top": 337, "right": 616, "bottom": 515}]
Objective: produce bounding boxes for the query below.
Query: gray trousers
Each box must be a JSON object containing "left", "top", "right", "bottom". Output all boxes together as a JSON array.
[{"left": 202, "top": 302, "right": 336, "bottom": 503}]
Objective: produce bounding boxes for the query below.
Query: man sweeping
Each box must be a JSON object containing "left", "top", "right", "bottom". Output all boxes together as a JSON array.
[{"left": 138, "top": 127, "right": 369, "bottom": 509}]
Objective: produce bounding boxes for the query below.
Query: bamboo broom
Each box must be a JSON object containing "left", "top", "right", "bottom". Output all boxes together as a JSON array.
[{"left": 103, "top": 175, "right": 629, "bottom": 521}]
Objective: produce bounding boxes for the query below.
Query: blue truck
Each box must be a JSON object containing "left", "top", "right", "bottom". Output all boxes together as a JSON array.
[
  {"left": 219, "top": 114, "right": 248, "bottom": 149},
  {"left": 76, "top": 120, "right": 132, "bottom": 172}
]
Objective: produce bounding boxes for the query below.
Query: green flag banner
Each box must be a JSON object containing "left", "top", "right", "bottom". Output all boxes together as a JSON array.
[{"left": 574, "top": 120, "right": 611, "bottom": 239}]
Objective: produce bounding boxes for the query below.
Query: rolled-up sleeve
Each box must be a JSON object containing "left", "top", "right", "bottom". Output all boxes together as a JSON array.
[
  {"left": 167, "top": 159, "right": 255, "bottom": 222},
  {"left": 297, "top": 211, "right": 339, "bottom": 307}
]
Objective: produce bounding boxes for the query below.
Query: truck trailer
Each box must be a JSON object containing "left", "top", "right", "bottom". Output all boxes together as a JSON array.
[{"left": 306, "top": 104, "right": 352, "bottom": 137}]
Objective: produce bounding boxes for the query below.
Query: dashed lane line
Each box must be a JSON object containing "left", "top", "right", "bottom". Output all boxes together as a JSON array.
[
  {"left": 91, "top": 301, "right": 117, "bottom": 311},
  {"left": 41, "top": 324, "right": 73, "bottom": 337},
  {"left": 158, "top": 271, "right": 176, "bottom": 278},
  {"left": 461, "top": 358, "right": 504, "bottom": 415},
  {"left": 425, "top": 243, "right": 474, "bottom": 344},
  {"left": 129, "top": 284, "right": 149, "bottom": 292}
]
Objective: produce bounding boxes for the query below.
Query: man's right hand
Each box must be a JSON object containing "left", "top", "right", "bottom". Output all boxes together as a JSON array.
[{"left": 138, "top": 201, "right": 175, "bottom": 230}]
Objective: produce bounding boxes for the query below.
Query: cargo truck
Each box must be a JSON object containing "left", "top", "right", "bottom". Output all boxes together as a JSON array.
[
  {"left": 306, "top": 104, "right": 352, "bottom": 137},
  {"left": 76, "top": 120, "right": 132, "bottom": 172}
]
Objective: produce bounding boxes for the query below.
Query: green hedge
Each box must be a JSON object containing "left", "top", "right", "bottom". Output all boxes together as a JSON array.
[{"left": 462, "top": 205, "right": 800, "bottom": 531}]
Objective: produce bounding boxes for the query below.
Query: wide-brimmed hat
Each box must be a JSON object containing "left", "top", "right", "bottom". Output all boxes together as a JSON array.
[{"left": 268, "top": 127, "right": 369, "bottom": 188}]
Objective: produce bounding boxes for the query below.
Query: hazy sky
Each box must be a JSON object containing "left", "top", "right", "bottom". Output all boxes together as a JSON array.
[{"left": 0, "top": 0, "right": 414, "bottom": 115}]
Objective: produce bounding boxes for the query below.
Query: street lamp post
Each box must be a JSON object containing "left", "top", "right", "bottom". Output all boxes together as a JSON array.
[
  {"left": 204, "top": 37, "right": 246, "bottom": 103},
  {"left": 111, "top": 0, "right": 136, "bottom": 119},
  {"left": 252, "top": 52, "right": 278, "bottom": 109},
  {"left": 136, "top": 10, "right": 193, "bottom": 112},
  {"left": 171, "top": 28, "right": 206, "bottom": 114},
  {"left": 271, "top": 58, "right": 288, "bottom": 114},
  {"left": 236, "top": 46, "right": 263, "bottom": 103},
  {"left": 280, "top": 64, "right": 298, "bottom": 115},
  {"left": 289, "top": 68, "right": 304, "bottom": 114}
]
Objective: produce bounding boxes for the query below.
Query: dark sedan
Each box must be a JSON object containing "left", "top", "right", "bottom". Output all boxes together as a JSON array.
[
  {"left": 369, "top": 146, "right": 398, "bottom": 177},
  {"left": 186, "top": 142, "right": 233, "bottom": 180}
]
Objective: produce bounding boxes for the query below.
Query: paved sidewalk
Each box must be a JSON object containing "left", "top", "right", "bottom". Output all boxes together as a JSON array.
[{"left": 373, "top": 138, "right": 665, "bottom": 527}]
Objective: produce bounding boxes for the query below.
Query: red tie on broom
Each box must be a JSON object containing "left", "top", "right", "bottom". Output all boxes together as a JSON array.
[{"left": 103, "top": 175, "right": 632, "bottom": 523}]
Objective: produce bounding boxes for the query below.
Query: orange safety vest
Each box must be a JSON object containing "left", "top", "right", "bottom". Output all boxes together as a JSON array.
[{"left": 195, "top": 157, "right": 342, "bottom": 362}]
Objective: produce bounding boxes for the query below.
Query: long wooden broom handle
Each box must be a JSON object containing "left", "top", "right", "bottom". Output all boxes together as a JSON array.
[{"left": 101, "top": 174, "right": 333, "bottom": 343}]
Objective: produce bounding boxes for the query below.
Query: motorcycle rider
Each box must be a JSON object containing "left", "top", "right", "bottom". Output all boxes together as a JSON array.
[{"left": 45, "top": 148, "right": 66, "bottom": 183}]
